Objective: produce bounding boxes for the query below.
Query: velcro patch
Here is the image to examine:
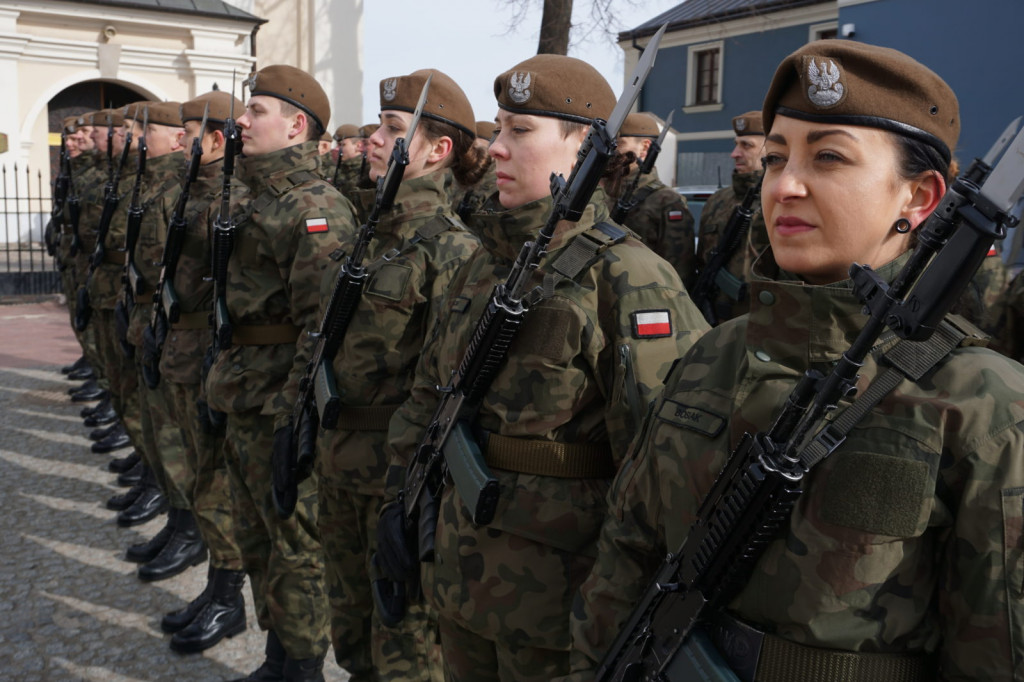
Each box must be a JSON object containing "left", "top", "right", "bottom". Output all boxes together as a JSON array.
[
  {"left": 656, "top": 398, "right": 726, "bottom": 437},
  {"left": 305, "top": 217, "right": 329, "bottom": 233},
  {"left": 668, "top": 210, "right": 685, "bottom": 221},
  {"left": 632, "top": 310, "right": 672, "bottom": 338}
]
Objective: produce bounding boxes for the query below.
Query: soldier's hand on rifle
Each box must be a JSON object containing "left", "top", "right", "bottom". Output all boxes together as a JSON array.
[
  {"left": 375, "top": 501, "right": 417, "bottom": 584},
  {"left": 271, "top": 421, "right": 299, "bottom": 519}
]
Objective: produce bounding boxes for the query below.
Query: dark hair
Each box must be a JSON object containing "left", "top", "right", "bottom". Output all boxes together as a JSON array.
[
  {"left": 602, "top": 151, "right": 638, "bottom": 200},
  {"left": 277, "top": 100, "right": 322, "bottom": 141},
  {"left": 892, "top": 132, "right": 950, "bottom": 184},
  {"left": 559, "top": 119, "right": 589, "bottom": 140},
  {"left": 420, "top": 117, "right": 491, "bottom": 187}
]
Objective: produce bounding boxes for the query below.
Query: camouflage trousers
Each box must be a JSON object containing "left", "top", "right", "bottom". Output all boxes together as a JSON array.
[
  {"left": 164, "top": 379, "right": 242, "bottom": 570},
  {"left": 316, "top": 479, "right": 443, "bottom": 681},
  {"left": 435, "top": 615, "right": 569, "bottom": 682},
  {"left": 223, "top": 408, "right": 329, "bottom": 659},
  {"left": 133, "top": 352, "right": 191, "bottom": 509},
  {"left": 92, "top": 307, "right": 144, "bottom": 453}
]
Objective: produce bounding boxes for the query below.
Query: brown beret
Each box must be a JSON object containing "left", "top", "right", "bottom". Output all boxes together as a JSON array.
[
  {"left": 475, "top": 120, "right": 496, "bottom": 140},
  {"left": 762, "top": 39, "right": 959, "bottom": 162},
  {"left": 379, "top": 68, "right": 476, "bottom": 138},
  {"left": 123, "top": 101, "right": 155, "bottom": 125},
  {"left": 181, "top": 91, "right": 245, "bottom": 125},
  {"left": 360, "top": 123, "right": 380, "bottom": 137},
  {"left": 494, "top": 54, "right": 615, "bottom": 124},
  {"left": 334, "top": 124, "right": 360, "bottom": 141},
  {"left": 732, "top": 111, "right": 764, "bottom": 136},
  {"left": 146, "top": 101, "right": 183, "bottom": 128},
  {"left": 620, "top": 112, "right": 660, "bottom": 138},
  {"left": 245, "top": 64, "right": 330, "bottom": 135},
  {"left": 90, "top": 108, "right": 125, "bottom": 127},
  {"left": 62, "top": 116, "right": 79, "bottom": 133}
]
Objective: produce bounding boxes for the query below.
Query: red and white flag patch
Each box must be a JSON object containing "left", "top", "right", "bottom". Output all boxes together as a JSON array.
[
  {"left": 987, "top": 245, "right": 998, "bottom": 256},
  {"left": 305, "top": 217, "right": 329, "bottom": 233},
  {"left": 668, "top": 210, "right": 685, "bottom": 221},
  {"left": 632, "top": 310, "right": 672, "bottom": 338}
]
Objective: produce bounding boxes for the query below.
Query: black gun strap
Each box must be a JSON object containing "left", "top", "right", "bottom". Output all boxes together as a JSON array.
[
  {"left": 797, "top": 319, "right": 967, "bottom": 470},
  {"left": 543, "top": 221, "right": 627, "bottom": 296}
]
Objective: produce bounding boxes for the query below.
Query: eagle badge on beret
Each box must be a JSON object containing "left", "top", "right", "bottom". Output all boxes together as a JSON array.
[
  {"left": 245, "top": 72, "right": 258, "bottom": 92},
  {"left": 383, "top": 78, "right": 398, "bottom": 102},
  {"left": 509, "top": 72, "right": 532, "bottom": 104},
  {"left": 735, "top": 118, "right": 747, "bottom": 131},
  {"left": 806, "top": 58, "right": 844, "bottom": 108}
]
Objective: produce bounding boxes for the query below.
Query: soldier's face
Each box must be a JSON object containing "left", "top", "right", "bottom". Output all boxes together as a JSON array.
[
  {"left": 731, "top": 135, "right": 764, "bottom": 173},
  {"left": 367, "top": 110, "right": 446, "bottom": 182},
  {"left": 761, "top": 115, "right": 943, "bottom": 284},
  {"left": 65, "top": 134, "right": 80, "bottom": 157},
  {"left": 617, "top": 136, "right": 650, "bottom": 164},
  {"left": 75, "top": 128, "right": 95, "bottom": 152},
  {"left": 91, "top": 125, "right": 109, "bottom": 153},
  {"left": 182, "top": 120, "right": 224, "bottom": 163},
  {"left": 236, "top": 95, "right": 301, "bottom": 156},
  {"left": 339, "top": 136, "right": 361, "bottom": 160},
  {"left": 146, "top": 123, "right": 184, "bottom": 158},
  {"left": 490, "top": 110, "right": 587, "bottom": 209}
]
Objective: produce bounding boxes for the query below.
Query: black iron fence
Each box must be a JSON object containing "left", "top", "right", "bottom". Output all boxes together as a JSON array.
[{"left": 0, "top": 163, "right": 60, "bottom": 297}]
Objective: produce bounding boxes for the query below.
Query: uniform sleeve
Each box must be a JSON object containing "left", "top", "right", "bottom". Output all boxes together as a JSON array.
[
  {"left": 265, "top": 197, "right": 357, "bottom": 430},
  {"left": 655, "top": 190, "right": 696, "bottom": 290}
]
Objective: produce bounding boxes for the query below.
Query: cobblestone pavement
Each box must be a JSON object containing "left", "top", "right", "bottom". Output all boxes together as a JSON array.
[{"left": 0, "top": 300, "right": 349, "bottom": 681}]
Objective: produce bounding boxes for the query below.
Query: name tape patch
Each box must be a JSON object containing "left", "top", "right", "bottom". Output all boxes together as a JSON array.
[
  {"left": 305, "top": 217, "right": 329, "bottom": 233},
  {"left": 632, "top": 309, "right": 672, "bottom": 339}
]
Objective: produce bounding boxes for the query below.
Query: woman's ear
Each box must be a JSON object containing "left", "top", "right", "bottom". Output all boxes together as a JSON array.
[
  {"left": 906, "top": 169, "right": 946, "bottom": 229},
  {"left": 425, "top": 135, "right": 454, "bottom": 165}
]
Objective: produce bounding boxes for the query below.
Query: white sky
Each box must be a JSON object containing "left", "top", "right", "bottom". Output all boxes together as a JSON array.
[{"left": 360, "top": 0, "right": 682, "bottom": 126}]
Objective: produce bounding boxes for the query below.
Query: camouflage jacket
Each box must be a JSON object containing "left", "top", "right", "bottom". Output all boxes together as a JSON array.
[
  {"left": 986, "top": 265, "right": 1024, "bottom": 363},
  {"left": 316, "top": 170, "right": 481, "bottom": 495},
  {"left": 571, "top": 249, "right": 1024, "bottom": 681},
  {"left": 72, "top": 151, "right": 113, "bottom": 282},
  {"left": 608, "top": 168, "right": 696, "bottom": 288},
  {"left": 694, "top": 171, "right": 769, "bottom": 324},
  {"left": 386, "top": 190, "right": 708, "bottom": 652},
  {"left": 126, "top": 151, "right": 185, "bottom": 347},
  {"left": 452, "top": 160, "right": 498, "bottom": 224},
  {"left": 205, "top": 141, "right": 358, "bottom": 429},
  {"left": 949, "top": 250, "right": 1008, "bottom": 329},
  {"left": 57, "top": 151, "right": 102, "bottom": 268},
  {"left": 159, "top": 161, "right": 248, "bottom": 384},
  {"left": 86, "top": 151, "right": 141, "bottom": 310}
]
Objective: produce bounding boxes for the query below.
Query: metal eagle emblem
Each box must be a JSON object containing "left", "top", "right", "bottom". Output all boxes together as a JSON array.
[
  {"left": 807, "top": 58, "right": 844, "bottom": 108},
  {"left": 383, "top": 78, "right": 398, "bottom": 101},
  {"left": 508, "top": 72, "right": 531, "bottom": 104}
]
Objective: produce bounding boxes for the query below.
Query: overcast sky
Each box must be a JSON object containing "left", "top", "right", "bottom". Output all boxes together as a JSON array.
[{"left": 360, "top": 0, "right": 681, "bottom": 125}]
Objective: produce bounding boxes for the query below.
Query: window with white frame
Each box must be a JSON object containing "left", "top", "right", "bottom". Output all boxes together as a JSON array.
[{"left": 685, "top": 41, "right": 724, "bottom": 112}]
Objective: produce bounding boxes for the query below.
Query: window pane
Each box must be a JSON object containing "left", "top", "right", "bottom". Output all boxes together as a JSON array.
[{"left": 694, "top": 48, "right": 719, "bottom": 105}]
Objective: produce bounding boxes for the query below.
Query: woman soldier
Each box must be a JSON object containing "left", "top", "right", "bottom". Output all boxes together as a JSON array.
[
  {"left": 380, "top": 55, "right": 708, "bottom": 680},
  {"left": 570, "top": 40, "right": 1024, "bottom": 681},
  {"left": 314, "top": 69, "right": 487, "bottom": 681}
]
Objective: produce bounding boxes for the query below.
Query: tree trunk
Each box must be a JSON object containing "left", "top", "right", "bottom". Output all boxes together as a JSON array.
[{"left": 537, "top": 0, "right": 573, "bottom": 55}]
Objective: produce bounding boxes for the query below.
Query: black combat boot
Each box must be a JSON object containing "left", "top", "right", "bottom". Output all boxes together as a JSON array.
[
  {"left": 282, "top": 654, "right": 325, "bottom": 682},
  {"left": 70, "top": 379, "right": 105, "bottom": 402},
  {"left": 161, "top": 564, "right": 215, "bottom": 633},
  {"left": 81, "top": 395, "right": 110, "bottom": 419},
  {"left": 170, "top": 567, "right": 246, "bottom": 653},
  {"left": 83, "top": 402, "right": 118, "bottom": 427},
  {"left": 229, "top": 630, "right": 286, "bottom": 681},
  {"left": 61, "top": 356, "right": 88, "bottom": 375},
  {"left": 89, "top": 421, "right": 120, "bottom": 441},
  {"left": 124, "top": 506, "right": 177, "bottom": 563},
  {"left": 106, "top": 480, "right": 143, "bottom": 511},
  {"left": 137, "top": 508, "right": 207, "bottom": 581},
  {"left": 92, "top": 422, "right": 131, "bottom": 453},
  {"left": 108, "top": 450, "right": 140, "bottom": 474},
  {"left": 67, "top": 363, "right": 95, "bottom": 381},
  {"left": 117, "top": 459, "right": 144, "bottom": 487},
  {"left": 116, "top": 467, "right": 167, "bottom": 527}
]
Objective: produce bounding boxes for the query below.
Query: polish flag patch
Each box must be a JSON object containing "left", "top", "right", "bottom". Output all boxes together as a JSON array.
[
  {"left": 305, "top": 217, "right": 329, "bottom": 233},
  {"left": 668, "top": 210, "right": 685, "bottom": 221},
  {"left": 987, "top": 245, "right": 998, "bottom": 256},
  {"left": 632, "top": 310, "right": 672, "bottom": 338}
]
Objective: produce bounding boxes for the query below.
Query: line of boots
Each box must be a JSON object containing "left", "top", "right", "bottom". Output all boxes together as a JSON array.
[{"left": 162, "top": 564, "right": 247, "bottom": 653}]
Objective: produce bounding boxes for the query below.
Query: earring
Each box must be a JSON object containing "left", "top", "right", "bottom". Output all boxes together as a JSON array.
[{"left": 893, "top": 218, "right": 911, "bottom": 234}]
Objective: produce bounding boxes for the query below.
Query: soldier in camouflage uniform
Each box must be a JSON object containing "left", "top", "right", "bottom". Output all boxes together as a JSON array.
[
  {"left": 607, "top": 111, "right": 696, "bottom": 287},
  {"left": 325, "top": 123, "right": 365, "bottom": 198},
  {"left": 203, "top": 64, "right": 358, "bottom": 682},
  {"left": 570, "top": 41, "right": 1024, "bottom": 681},
  {"left": 451, "top": 120, "right": 498, "bottom": 223},
  {"left": 152, "top": 91, "right": 249, "bottom": 654},
  {"left": 986, "top": 265, "right": 1024, "bottom": 362},
  {"left": 694, "top": 111, "right": 769, "bottom": 324},
  {"left": 378, "top": 55, "right": 709, "bottom": 681},
  {"left": 315, "top": 68, "right": 487, "bottom": 682}
]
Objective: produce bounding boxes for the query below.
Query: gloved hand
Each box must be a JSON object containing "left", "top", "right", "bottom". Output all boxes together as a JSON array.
[
  {"left": 140, "top": 320, "right": 164, "bottom": 389},
  {"left": 74, "top": 287, "right": 91, "bottom": 332},
  {"left": 114, "top": 299, "right": 134, "bottom": 359},
  {"left": 293, "top": 405, "right": 319, "bottom": 484},
  {"left": 375, "top": 501, "right": 417, "bottom": 584},
  {"left": 271, "top": 421, "right": 298, "bottom": 519}
]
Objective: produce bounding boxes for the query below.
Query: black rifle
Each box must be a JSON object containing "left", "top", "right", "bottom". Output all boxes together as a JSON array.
[
  {"left": 331, "top": 145, "right": 344, "bottom": 189},
  {"left": 212, "top": 94, "right": 240, "bottom": 353},
  {"left": 66, "top": 151, "right": 82, "bottom": 259},
  {"left": 610, "top": 109, "right": 674, "bottom": 224},
  {"left": 116, "top": 107, "right": 148, "bottom": 359},
  {"left": 75, "top": 108, "right": 136, "bottom": 332},
  {"left": 47, "top": 132, "right": 71, "bottom": 259},
  {"left": 595, "top": 118, "right": 1024, "bottom": 682},
  {"left": 142, "top": 103, "right": 210, "bottom": 389},
  {"left": 272, "top": 77, "right": 433, "bottom": 520},
  {"left": 689, "top": 175, "right": 762, "bottom": 326},
  {"left": 374, "top": 23, "right": 670, "bottom": 627}
]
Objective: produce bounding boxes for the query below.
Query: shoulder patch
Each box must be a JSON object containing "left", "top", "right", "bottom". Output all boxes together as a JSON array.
[
  {"left": 667, "top": 210, "right": 685, "bottom": 221},
  {"left": 305, "top": 217, "right": 329, "bottom": 233},
  {"left": 631, "top": 309, "right": 672, "bottom": 339},
  {"left": 656, "top": 398, "right": 727, "bottom": 437}
]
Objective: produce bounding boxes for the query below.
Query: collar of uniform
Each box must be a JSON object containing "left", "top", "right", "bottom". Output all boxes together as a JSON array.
[
  {"left": 145, "top": 149, "right": 185, "bottom": 178},
  {"left": 470, "top": 189, "right": 609, "bottom": 263},
  {"left": 382, "top": 169, "right": 454, "bottom": 231},
  {"left": 745, "top": 248, "right": 910, "bottom": 367},
  {"left": 731, "top": 170, "right": 761, "bottom": 198},
  {"left": 237, "top": 140, "right": 320, "bottom": 194}
]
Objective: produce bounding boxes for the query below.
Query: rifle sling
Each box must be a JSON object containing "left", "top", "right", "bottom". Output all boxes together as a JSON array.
[
  {"left": 545, "top": 221, "right": 627, "bottom": 294},
  {"left": 482, "top": 432, "right": 615, "bottom": 479},
  {"left": 231, "top": 323, "right": 301, "bottom": 346},
  {"left": 171, "top": 311, "right": 209, "bottom": 331},
  {"left": 333, "top": 404, "right": 399, "bottom": 432}
]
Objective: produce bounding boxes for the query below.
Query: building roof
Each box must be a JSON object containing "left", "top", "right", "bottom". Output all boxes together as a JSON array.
[
  {"left": 73, "top": 0, "right": 265, "bottom": 24},
  {"left": 620, "top": 0, "right": 830, "bottom": 40}
]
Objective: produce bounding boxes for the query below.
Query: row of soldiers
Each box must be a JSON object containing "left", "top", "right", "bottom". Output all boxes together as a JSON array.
[{"left": 43, "top": 50, "right": 1023, "bottom": 682}]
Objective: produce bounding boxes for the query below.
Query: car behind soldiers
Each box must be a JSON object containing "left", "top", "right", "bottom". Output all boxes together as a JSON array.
[
  {"left": 203, "top": 64, "right": 358, "bottom": 682},
  {"left": 693, "top": 110, "right": 769, "bottom": 324}
]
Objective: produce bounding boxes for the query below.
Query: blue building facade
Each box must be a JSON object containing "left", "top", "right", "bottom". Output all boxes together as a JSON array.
[{"left": 624, "top": 0, "right": 1024, "bottom": 186}]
